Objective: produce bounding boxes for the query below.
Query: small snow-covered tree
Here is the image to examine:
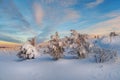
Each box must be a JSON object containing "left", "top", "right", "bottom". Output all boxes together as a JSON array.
[
  {"left": 45, "top": 32, "right": 65, "bottom": 60},
  {"left": 110, "top": 32, "right": 118, "bottom": 37},
  {"left": 65, "top": 30, "right": 91, "bottom": 58},
  {"left": 17, "top": 37, "right": 39, "bottom": 59}
]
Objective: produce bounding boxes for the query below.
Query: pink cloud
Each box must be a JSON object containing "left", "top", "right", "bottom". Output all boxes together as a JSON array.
[
  {"left": 64, "top": 9, "right": 80, "bottom": 21},
  {"left": 84, "top": 16, "right": 120, "bottom": 34},
  {"left": 54, "top": 9, "right": 81, "bottom": 24},
  {"left": 103, "top": 10, "right": 120, "bottom": 18},
  {"left": 33, "top": 2, "right": 44, "bottom": 25}
]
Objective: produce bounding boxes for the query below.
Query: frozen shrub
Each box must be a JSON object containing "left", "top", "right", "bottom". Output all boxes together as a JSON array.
[
  {"left": 68, "top": 43, "right": 88, "bottom": 58},
  {"left": 17, "top": 37, "right": 38, "bottom": 59},
  {"left": 49, "top": 46, "right": 63, "bottom": 60},
  {"left": 95, "top": 49, "right": 117, "bottom": 63},
  {"left": 45, "top": 32, "right": 65, "bottom": 60},
  {"left": 65, "top": 30, "right": 91, "bottom": 58},
  {"left": 93, "top": 47, "right": 117, "bottom": 63},
  {"left": 109, "top": 32, "right": 118, "bottom": 37}
]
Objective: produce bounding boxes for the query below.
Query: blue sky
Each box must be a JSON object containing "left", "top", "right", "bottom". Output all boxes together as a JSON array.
[{"left": 0, "top": 0, "right": 120, "bottom": 43}]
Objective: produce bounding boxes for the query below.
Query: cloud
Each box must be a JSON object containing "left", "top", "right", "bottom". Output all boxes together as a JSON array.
[
  {"left": 33, "top": 2, "right": 44, "bottom": 25},
  {"left": 0, "top": 0, "right": 37, "bottom": 34},
  {"left": 86, "top": 0, "right": 104, "bottom": 8},
  {"left": 59, "top": 0, "right": 78, "bottom": 7},
  {"left": 43, "top": 0, "right": 55, "bottom": 4},
  {"left": 41, "top": 9, "right": 80, "bottom": 39},
  {"left": 84, "top": 16, "right": 120, "bottom": 34},
  {"left": 0, "top": 33, "right": 21, "bottom": 43},
  {"left": 36, "top": 0, "right": 80, "bottom": 41},
  {"left": 102, "top": 10, "right": 120, "bottom": 18},
  {"left": 64, "top": 9, "right": 81, "bottom": 22},
  {"left": 41, "top": 0, "right": 77, "bottom": 7}
]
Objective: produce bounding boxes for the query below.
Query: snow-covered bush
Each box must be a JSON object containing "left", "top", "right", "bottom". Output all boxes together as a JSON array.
[
  {"left": 44, "top": 32, "right": 65, "bottom": 60},
  {"left": 67, "top": 43, "right": 88, "bottom": 58},
  {"left": 17, "top": 38, "right": 38, "bottom": 59},
  {"left": 96, "top": 49, "right": 117, "bottom": 63},
  {"left": 47, "top": 44, "right": 64, "bottom": 60},
  {"left": 109, "top": 32, "right": 118, "bottom": 37},
  {"left": 91, "top": 46, "right": 117, "bottom": 63},
  {"left": 65, "top": 30, "right": 91, "bottom": 58}
]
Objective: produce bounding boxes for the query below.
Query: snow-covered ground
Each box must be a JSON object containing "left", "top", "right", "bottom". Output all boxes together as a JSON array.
[
  {"left": 0, "top": 36, "right": 120, "bottom": 80},
  {"left": 0, "top": 54, "right": 120, "bottom": 80}
]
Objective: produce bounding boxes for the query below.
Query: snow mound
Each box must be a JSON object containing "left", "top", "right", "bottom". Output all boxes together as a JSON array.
[
  {"left": 95, "top": 35, "right": 120, "bottom": 51},
  {"left": 102, "top": 36, "right": 120, "bottom": 45}
]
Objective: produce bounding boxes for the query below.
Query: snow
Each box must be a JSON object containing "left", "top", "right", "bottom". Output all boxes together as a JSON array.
[
  {"left": 0, "top": 54, "right": 120, "bottom": 80},
  {"left": 96, "top": 36, "right": 120, "bottom": 50},
  {"left": 0, "top": 35, "right": 120, "bottom": 80},
  {"left": 17, "top": 41, "right": 39, "bottom": 59}
]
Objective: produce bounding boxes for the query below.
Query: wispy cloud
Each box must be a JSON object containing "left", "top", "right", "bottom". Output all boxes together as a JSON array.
[
  {"left": 86, "top": 0, "right": 104, "bottom": 8},
  {"left": 0, "top": 0, "right": 36, "bottom": 33},
  {"left": 102, "top": 10, "right": 120, "bottom": 18},
  {"left": 84, "top": 16, "right": 120, "bottom": 34},
  {"left": 43, "top": 0, "right": 55, "bottom": 4},
  {"left": 1, "top": 0, "right": 119, "bottom": 42},
  {"left": 59, "top": 0, "right": 78, "bottom": 7},
  {"left": 0, "top": 33, "right": 21, "bottom": 43},
  {"left": 36, "top": 0, "right": 80, "bottom": 40},
  {"left": 64, "top": 9, "right": 81, "bottom": 22},
  {"left": 41, "top": 0, "right": 77, "bottom": 7},
  {"left": 33, "top": 2, "right": 44, "bottom": 25}
]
